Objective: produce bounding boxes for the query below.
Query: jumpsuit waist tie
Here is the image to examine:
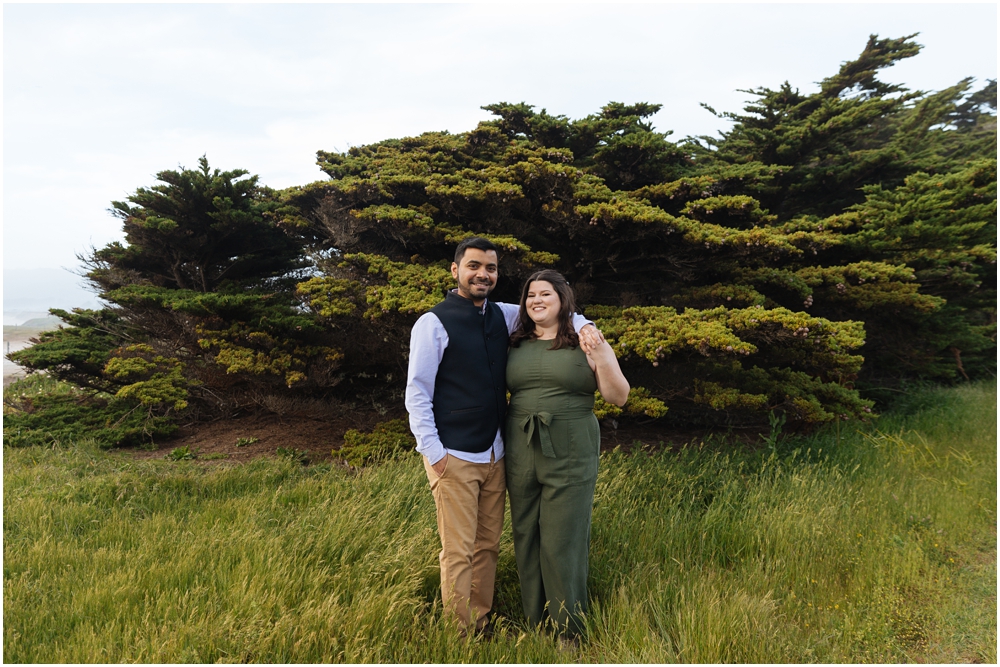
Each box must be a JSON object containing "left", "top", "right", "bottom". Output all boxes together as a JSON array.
[{"left": 510, "top": 406, "right": 597, "bottom": 459}]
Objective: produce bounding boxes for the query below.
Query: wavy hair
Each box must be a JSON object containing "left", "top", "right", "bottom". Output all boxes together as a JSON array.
[{"left": 509, "top": 269, "right": 580, "bottom": 350}]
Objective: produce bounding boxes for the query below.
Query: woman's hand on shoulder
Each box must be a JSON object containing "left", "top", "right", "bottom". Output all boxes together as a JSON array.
[{"left": 578, "top": 324, "right": 605, "bottom": 354}]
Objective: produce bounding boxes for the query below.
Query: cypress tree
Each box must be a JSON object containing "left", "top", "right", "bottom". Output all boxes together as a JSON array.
[{"left": 10, "top": 36, "right": 996, "bottom": 444}]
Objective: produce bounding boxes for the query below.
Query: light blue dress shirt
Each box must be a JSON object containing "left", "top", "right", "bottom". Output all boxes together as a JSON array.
[{"left": 405, "top": 293, "right": 591, "bottom": 465}]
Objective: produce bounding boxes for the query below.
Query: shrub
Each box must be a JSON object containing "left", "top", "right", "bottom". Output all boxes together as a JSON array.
[
  {"left": 3, "top": 375, "right": 177, "bottom": 449},
  {"left": 336, "top": 418, "right": 416, "bottom": 467},
  {"left": 593, "top": 387, "right": 668, "bottom": 420},
  {"left": 165, "top": 446, "right": 195, "bottom": 461}
]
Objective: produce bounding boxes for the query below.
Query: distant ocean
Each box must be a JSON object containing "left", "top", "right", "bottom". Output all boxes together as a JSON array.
[{"left": 4, "top": 267, "right": 101, "bottom": 325}]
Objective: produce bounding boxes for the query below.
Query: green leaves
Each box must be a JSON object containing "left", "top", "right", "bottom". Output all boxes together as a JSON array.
[
  {"left": 582, "top": 304, "right": 871, "bottom": 422},
  {"left": 95, "top": 155, "right": 305, "bottom": 293},
  {"left": 104, "top": 344, "right": 191, "bottom": 411},
  {"left": 335, "top": 419, "right": 416, "bottom": 468},
  {"left": 283, "top": 38, "right": 994, "bottom": 425},
  {"left": 594, "top": 387, "right": 668, "bottom": 420},
  {"left": 3, "top": 376, "right": 178, "bottom": 449},
  {"left": 7, "top": 35, "right": 994, "bottom": 439},
  {"left": 343, "top": 254, "right": 453, "bottom": 318}
]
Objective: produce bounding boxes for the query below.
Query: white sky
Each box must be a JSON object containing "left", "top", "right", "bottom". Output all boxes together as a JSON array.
[{"left": 3, "top": 2, "right": 997, "bottom": 279}]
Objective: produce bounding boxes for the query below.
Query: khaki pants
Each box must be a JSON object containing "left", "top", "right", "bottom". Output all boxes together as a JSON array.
[{"left": 423, "top": 453, "right": 505, "bottom": 631}]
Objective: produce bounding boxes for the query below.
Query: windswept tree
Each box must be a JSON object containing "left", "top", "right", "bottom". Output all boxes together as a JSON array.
[
  {"left": 9, "top": 35, "right": 996, "bottom": 448},
  {"left": 12, "top": 158, "right": 343, "bottom": 444},
  {"left": 281, "top": 34, "right": 994, "bottom": 426},
  {"left": 89, "top": 156, "right": 305, "bottom": 293},
  {"left": 683, "top": 35, "right": 997, "bottom": 386}
]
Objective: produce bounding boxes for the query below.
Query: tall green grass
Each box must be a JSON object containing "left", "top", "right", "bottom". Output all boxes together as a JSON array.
[{"left": 4, "top": 382, "right": 995, "bottom": 662}]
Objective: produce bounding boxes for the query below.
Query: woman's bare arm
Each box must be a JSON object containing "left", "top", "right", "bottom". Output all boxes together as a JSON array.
[{"left": 586, "top": 339, "right": 630, "bottom": 406}]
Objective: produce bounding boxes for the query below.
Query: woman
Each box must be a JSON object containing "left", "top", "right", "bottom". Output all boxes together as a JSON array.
[{"left": 505, "top": 269, "right": 629, "bottom": 636}]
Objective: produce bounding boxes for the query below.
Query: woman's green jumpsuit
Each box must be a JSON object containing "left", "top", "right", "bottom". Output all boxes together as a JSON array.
[{"left": 505, "top": 339, "right": 600, "bottom": 636}]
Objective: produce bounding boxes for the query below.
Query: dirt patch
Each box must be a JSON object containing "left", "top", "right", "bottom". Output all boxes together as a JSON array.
[
  {"left": 127, "top": 411, "right": 759, "bottom": 465},
  {"left": 129, "top": 411, "right": 382, "bottom": 464}
]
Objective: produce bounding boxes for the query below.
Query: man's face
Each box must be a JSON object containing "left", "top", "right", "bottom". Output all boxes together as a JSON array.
[{"left": 451, "top": 248, "right": 498, "bottom": 304}]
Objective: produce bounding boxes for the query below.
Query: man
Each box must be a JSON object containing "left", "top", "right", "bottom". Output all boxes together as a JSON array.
[{"left": 405, "top": 237, "right": 601, "bottom": 633}]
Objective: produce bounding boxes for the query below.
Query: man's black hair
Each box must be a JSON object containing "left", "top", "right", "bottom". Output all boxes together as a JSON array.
[{"left": 454, "top": 237, "right": 499, "bottom": 264}]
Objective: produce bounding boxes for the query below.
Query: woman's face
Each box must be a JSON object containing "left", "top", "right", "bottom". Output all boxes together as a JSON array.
[{"left": 525, "top": 280, "right": 562, "bottom": 329}]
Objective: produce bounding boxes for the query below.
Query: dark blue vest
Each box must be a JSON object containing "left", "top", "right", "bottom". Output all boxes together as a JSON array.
[{"left": 430, "top": 292, "right": 509, "bottom": 453}]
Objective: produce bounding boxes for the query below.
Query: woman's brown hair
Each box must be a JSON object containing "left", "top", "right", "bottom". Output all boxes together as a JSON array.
[{"left": 509, "top": 270, "right": 580, "bottom": 350}]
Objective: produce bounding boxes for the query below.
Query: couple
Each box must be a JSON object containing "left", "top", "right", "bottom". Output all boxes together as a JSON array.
[{"left": 405, "top": 237, "right": 630, "bottom": 637}]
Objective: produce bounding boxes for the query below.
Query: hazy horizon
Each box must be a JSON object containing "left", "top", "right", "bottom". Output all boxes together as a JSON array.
[
  {"left": 3, "top": 268, "right": 101, "bottom": 325},
  {"left": 4, "top": 3, "right": 996, "bottom": 321}
]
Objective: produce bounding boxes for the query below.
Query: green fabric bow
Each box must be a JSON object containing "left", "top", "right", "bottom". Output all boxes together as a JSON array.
[{"left": 518, "top": 411, "right": 556, "bottom": 458}]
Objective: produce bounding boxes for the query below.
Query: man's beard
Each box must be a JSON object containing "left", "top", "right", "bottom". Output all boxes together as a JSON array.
[{"left": 461, "top": 277, "right": 494, "bottom": 297}]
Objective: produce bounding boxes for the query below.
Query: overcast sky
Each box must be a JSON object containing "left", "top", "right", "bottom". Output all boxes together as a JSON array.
[{"left": 3, "top": 2, "right": 997, "bottom": 288}]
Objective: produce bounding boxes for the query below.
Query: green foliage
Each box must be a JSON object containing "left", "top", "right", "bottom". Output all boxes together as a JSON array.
[
  {"left": 195, "top": 320, "right": 342, "bottom": 388},
  {"left": 593, "top": 387, "right": 668, "bottom": 420},
  {"left": 11, "top": 35, "right": 994, "bottom": 433},
  {"left": 275, "top": 447, "right": 310, "bottom": 465},
  {"left": 689, "top": 35, "right": 927, "bottom": 218},
  {"left": 7, "top": 156, "right": 357, "bottom": 439},
  {"left": 296, "top": 277, "right": 362, "bottom": 317},
  {"left": 266, "top": 34, "right": 992, "bottom": 427},
  {"left": 104, "top": 344, "right": 191, "bottom": 410},
  {"left": 760, "top": 410, "right": 787, "bottom": 452},
  {"left": 676, "top": 37, "right": 996, "bottom": 391},
  {"left": 343, "top": 253, "right": 453, "bottom": 317},
  {"left": 3, "top": 375, "right": 177, "bottom": 449},
  {"left": 586, "top": 304, "right": 872, "bottom": 422},
  {"left": 336, "top": 418, "right": 416, "bottom": 467},
  {"left": 7, "top": 309, "right": 134, "bottom": 393},
  {"left": 165, "top": 446, "right": 195, "bottom": 461},
  {"left": 89, "top": 155, "right": 305, "bottom": 293},
  {"left": 824, "top": 160, "right": 997, "bottom": 380},
  {"left": 235, "top": 437, "right": 258, "bottom": 447},
  {"left": 480, "top": 100, "right": 689, "bottom": 189},
  {"left": 102, "top": 284, "right": 345, "bottom": 389}
]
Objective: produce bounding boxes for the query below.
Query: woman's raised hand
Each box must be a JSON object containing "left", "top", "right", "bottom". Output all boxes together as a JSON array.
[{"left": 578, "top": 324, "right": 606, "bottom": 355}]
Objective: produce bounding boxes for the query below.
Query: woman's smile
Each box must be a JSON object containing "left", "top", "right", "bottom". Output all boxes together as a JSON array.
[{"left": 526, "top": 281, "right": 561, "bottom": 329}]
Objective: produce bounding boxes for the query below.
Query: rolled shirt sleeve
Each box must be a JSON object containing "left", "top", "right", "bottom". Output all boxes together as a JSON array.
[{"left": 571, "top": 311, "right": 593, "bottom": 334}]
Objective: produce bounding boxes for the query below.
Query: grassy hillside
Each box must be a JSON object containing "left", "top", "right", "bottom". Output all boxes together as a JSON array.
[{"left": 3, "top": 382, "right": 995, "bottom": 662}]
